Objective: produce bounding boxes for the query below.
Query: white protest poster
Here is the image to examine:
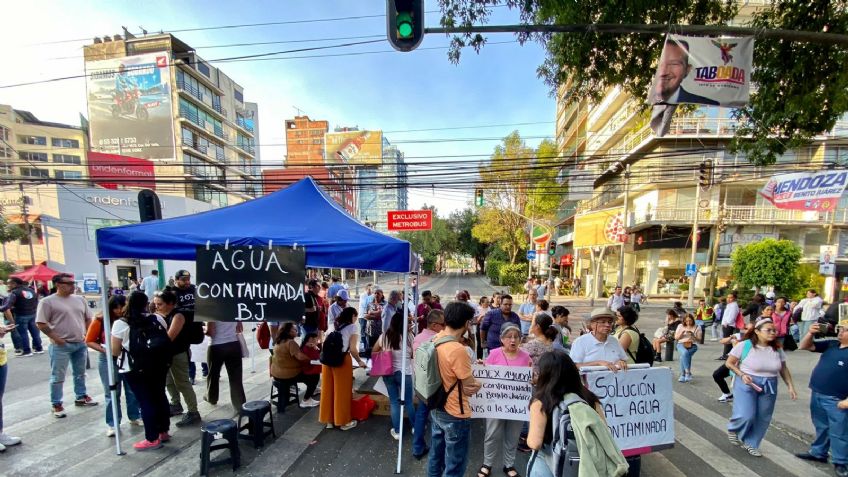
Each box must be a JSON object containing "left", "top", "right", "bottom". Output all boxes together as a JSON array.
[
  {"left": 469, "top": 364, "right": 533, "bottom": 421},
  {"left": 585, "top": 367, "right": 675, "bottom": 454}
]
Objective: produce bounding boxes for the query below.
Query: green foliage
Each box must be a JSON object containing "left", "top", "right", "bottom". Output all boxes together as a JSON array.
[
  {"left": 784, "top": 263, "right": 826, "bottom": 300},
  {"left": 0, "top": 261, "right": 18, "bottom": 282},
  {"left": 448, "top": 208, "right": 488, "bottom": 272},
  {"left": 398, "top": 205, "right": 456, "bottom": 273},
  {"left": 486, "top": 259, "right": 505, "bottom": 283},
  {"left": 439, "top": 0, "right": 848, "bottom": 165},
  {"left": 498, "top": 263, "right": 528, "bottom": 289},
  {"left": 0, "top": 220, "right": 26, "bottom": 244},
  {"left": 730, "top": 239, "right": 803, "bottom": 293}
]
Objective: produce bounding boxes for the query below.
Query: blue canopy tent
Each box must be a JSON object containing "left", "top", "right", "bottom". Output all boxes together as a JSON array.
[{"left": 94, "top": 177, "right": 418, "bottom": 464}]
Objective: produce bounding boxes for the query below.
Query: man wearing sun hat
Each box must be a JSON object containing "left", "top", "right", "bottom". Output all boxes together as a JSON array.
[
  {"left": 569, "top": 307, "right": 629, "bottom": 372},
  {"left": 796, "top": 316, "right": 848, "bottom": 477}
]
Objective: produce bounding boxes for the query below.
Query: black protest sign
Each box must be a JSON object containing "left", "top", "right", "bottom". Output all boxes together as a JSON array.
[{"left": 195, "top": 245, "right": 306, "bottom": 322}]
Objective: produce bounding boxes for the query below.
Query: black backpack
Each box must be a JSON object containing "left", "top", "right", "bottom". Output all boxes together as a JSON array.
[
  {"left": 120, "top": 315, "right": 172, "bottom": 373},
  {"left": 625, "top": 326, "right": 655, "bottom": 366},
  {"left": 320, "top": 323, "right": 350, "bottom": 367}
]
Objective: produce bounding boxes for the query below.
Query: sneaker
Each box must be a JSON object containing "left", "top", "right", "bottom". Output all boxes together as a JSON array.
[
  {"left": 716, "top": 355, "right": 728, "bottom": 360},
  {"left": 74, "top": 395, "right": 99, "bottom": 407},
  {"left": 0, "top": 442, "right": 5, "bottom": 452},
  {"left": 718, "top": 394, "right": 733, "bottom": 403},
  {"left": 836, "top": 464, "right": 848, "bottom": 477},
  {"left": 728, "top": 431, "right": 740, "bottom": 446},
  {"left": 0, "top": 433, "right": 22, "bottom": 446},
  {"left": 52, "top": 404, "right": 67, "bottom": 418},
  {"left": 299, "top": 398, "right": 319, "bottom": 408},
  {"left": 325, "top": 423, "right": 334, "bottom": 429},
  {"left": 129, "top": 419, "right": 143, "bottom": 426},
  {"left": 190, "top": 378, "right": 196, "bottom": 386},
  {"left": 794, "top": 452, "right": 828, "bottom": 463},
  {"left": 13, "top": 349, "right": 23, "bottom": 356},
  {"left": 684, "top": 375, "right": 693, "bottom": 383},
  {"left": 106, "top": 427, "right": 116, "bottom": 437},
  {"left": 412, "top": 447, "right": 429, "bottom": 461},
  {"left": 678, "top": 375, "right": 687, "bottom": 383},
  {"left": 21, "top": 352, "right": 33, "bottom": 357},
  {"left": 33, "top": 349, "right": 45, "bottom": 354},
  {"left": 743, "top": 444, "right": 763, "bottom": 457},
  {"left": 133, "top": 439, "right": 163, "bottom": 451},
  {"left": 390, "top": 429, "right": 400, "bottom": 440},
  {"left": 159, "top": 432, "right": 171, "bottom": 442},
  {"left": 175, "top": 411, "right": 200, "bottom": 427},
  {"left": 169, "top": 404, "right": 184, "bottom": 416},
  {"left": 340, "top": 420, "right": 357, "bottom": 431}
]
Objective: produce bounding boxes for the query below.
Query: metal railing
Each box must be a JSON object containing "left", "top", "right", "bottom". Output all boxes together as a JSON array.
[
  {"left": 629, "top": 205, "right": 848, "bottom": 227},
  {"left": 236, "top": 117, "right": 255, "bottom": 133},
  {"left": 176, "top": 79, "right": 203, "bottom": 102}
]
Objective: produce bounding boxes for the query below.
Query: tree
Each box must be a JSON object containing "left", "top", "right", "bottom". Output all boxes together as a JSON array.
[
  {"left": 472, "top": 133, "right": 564, "bottom": 263},
  {"left": 447, "top": 208, "right": 488, "bottom": 272},
  {"left": 398, "top": 206, "right": 456, "bottom": 274},
  {"left": 438, "top": 0, "right": 848, "bottom": 165},
  {"left": 0, "top": 218, "right": 26, "bottom": 244},
  {"left": 730, "top": 239, "right": 802, "bottom": 293}
]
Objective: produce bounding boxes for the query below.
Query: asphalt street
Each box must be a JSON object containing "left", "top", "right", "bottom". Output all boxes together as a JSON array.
[{"left": 0, "top": 273, "right": 837, "bottom": 477}]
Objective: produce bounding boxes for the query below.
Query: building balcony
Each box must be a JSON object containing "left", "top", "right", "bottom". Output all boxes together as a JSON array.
[
  {"left": 180, "top": 142, "right": 226, "bottom": 164},
  {"left": 235, "top": 117, "right": 255, "bottom": 134},
  {"left": 628, "top": 205, "right": 848, "bottom": 231},
  {"left": 235, "top": 143, "right": 255, "bottom": 157},
  {"left": 179, "top": 107, "right": 226, "bottom": 140}
]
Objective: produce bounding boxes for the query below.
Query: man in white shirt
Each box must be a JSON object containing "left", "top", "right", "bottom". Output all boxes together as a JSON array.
[
  {"left": 140, "top": 270, "right": 159, "bottom": 301},
  {"left": 796, "top": 289, "right": 824, "bottom": 337},
  {"left": 570, "top": 308, "right": 628, "bottom": 372},
  {"left": 607, "top": 286, "right": 625, "bottom": 312},
  {"left": 358, "top": 284, "right": 374, "bottom": 350},
  {"left": 719, "top": 292, "right": 741, "bottom": 359}
]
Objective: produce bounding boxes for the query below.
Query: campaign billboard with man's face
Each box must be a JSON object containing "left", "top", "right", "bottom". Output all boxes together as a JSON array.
[{"left": 85, "top": 52, "right": 175, "bottom": 161}]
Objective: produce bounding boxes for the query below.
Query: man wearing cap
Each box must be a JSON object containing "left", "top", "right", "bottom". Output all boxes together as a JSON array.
[
  {"left": 795, "top": 319, "right": 848, "bottom": 476},
  {"left": 1, "top": 277, "right": 42, "bottom": 356},
  {"left": 327, "top": 277, "right": 343, "bottom": 300},
  {"left": 382, "top": 290, "right": 402, "bottom": 334},
  {"left": 569, "top": 308, "right": 629, "bottom": 372},
  {"left": 166, "top": 270, "right": 200, "bottom": 426},
  {"left": 328, "top": 289, "right": 349, "bottom": 332}
]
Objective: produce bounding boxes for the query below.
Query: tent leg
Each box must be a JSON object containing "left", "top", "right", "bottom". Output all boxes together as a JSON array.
[
  {"left": 396, "top": 273, "right": 411, "bottom": 474},
  {"left": 99, "top": 260, "right": 125, "bottom": 455}
]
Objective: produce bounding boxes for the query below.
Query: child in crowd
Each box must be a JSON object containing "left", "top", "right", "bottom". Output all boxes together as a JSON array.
[{"left": 652, "top": 309, "right": 681, "bottom": 362}]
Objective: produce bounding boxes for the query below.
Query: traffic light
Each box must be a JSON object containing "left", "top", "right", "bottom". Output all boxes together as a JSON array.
[
  {"left": 138, "top": 189, "right": 162, "bottom": 222},
  {"left": 474, "top": 188, "right": 484, "bottom": 207},
  {"left": 548, "top": 240, "right": 556, "bottom": 256},
  {"left": 386, "top": 0, "right": 424, "bottom": 52},
  {"left": 699, "top": 160, "right": 713, "bottom": 188}
]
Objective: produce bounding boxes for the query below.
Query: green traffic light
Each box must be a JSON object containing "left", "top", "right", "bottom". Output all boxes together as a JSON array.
[{"left": 397, "top": 12, "right": 413, "bottom": 38}]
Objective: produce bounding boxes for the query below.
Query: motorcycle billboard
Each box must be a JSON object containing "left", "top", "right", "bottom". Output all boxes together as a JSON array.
[{"left": 85, "top": 52, "right": 175, "bottom": 161}]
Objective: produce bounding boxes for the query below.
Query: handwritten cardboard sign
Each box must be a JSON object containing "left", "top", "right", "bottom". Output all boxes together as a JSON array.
[
  {"left": 469, "top": 364, "right": 533, "bottom": 421},
  {"left": 585, "top": 367, "right": 674, "bottom": 453},
  {"left": 195, "top": 245, "right": 306, "bottom": 322}
]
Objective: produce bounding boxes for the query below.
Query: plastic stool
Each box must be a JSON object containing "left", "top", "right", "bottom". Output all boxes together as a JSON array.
[
  {"left": 271, "top": 380, "right": 300, "bottom": 411},
  {"left": 238, "top": 400, "right": 276, "bottom": 448},
  {"left": 664, "top": 340, "right": 675, "bottom": 362},
  {"left": 199, "top": 419, "right": 241, "bottom": 477}
]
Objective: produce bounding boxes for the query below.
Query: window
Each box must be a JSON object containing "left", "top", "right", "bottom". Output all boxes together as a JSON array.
[
  {"left": 51, "top": 138, "right": 80, "bottom": 148},
  {"left": 55, "top": 170, "right": 82, "bottom": 180},
  {"left": 0, "top": 146, "right": 11, "bottom": 158},
  {"left": 0, "top": 126, "right": 8, "bottom": 141},
  {"left": 20, "top": 167, "right": 49, "bottom": 178},
  {"left": 234, "top": 89, "right": 244, "bottom": 103},
  {"left": 18, "top": 135, "right": 46, "bottom": 146},
  {"left": 197, "top": 61, "right": 211, "bottom": 77},
  {"left": 0, "top": 164, "right": 13, "bottom": 175},
  {"left": 53, "top": 154, "right": 81, "bottom": 164},
  {"left": 19, "top": 152, "right": 48, "bottom": 162}
]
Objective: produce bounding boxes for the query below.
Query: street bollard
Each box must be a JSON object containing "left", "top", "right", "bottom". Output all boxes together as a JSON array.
[{"left": 664, "top": 340, "right": 675, "bottom": 362}]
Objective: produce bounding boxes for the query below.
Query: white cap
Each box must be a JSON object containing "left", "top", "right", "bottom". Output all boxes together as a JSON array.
[{"left": 766, "top": 291, "right": 775, "bottom": 299}]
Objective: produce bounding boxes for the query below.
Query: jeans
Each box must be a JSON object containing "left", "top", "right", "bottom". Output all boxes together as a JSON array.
[
  {"left": 728, "top": 375, "right": 778, "bottom": 448},
  {"left": 166, "top": 351, "right": 198, "bottom": 412},
  {"left": 98, "top": 353, "right": 140, "bottom": 427},
  {"left": 676, "top": 343, "right": 698, "bottom": 374},
  {"left": 5, "top": 318, "right": 22, "bottom": 351},
  {"left": 49, "top": 342, "right": 88, "bottom": 406},
  {"left": 188, "top": 361, "right": 209, "bottom": 381},
  {"left": 206, "top": 341, "right": 246, "bottom": 410},
  {"left": 0, "top": 363, "right": 7, "bottom": 431},
  {"left": 790, "top": 324, "right": 801, "bottom": 343},
  {"left": 428, "top": 409, "right": 472, "bottom": 477},
  {"left": 384, "top": 371, "right": 415, "bottom": 433},
  {"left": 527, "top": 448, "right": 555, "bottom": 477},
  {"left": 358, "top": 318, "right": 368, "bottom": 349},
  {"left": 125, "top": 368, "right": 170, "bottom": 442},
  {"left": 413, "top": 401, "right": 431, "bottom": 456},
  {"left": 799, "top": 321, "right": 814, "bottom": 338},
  {"left": 809, "top": 391, "right": 848, "bottom": 465},
  {"left": 14, "top": 314, "right": 42, "bottom": 354},
  {"left": 710, "top": 321, "right": 721, "bottom": 340}
]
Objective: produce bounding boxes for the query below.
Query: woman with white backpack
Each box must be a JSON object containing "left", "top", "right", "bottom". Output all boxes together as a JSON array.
[{"left": 526, "top": 350, "right": 628, "bottom": 477}]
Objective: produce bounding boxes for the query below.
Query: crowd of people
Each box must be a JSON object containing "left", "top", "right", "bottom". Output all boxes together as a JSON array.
[{"left": 0, "top": 272, "right": 846, "bottom": 477}]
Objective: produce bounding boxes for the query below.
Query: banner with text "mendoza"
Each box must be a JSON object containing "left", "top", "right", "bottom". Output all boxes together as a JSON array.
[
  {"left": 195, "top": 245, "right": 306, "bottom": 322},
  {"left": 387, "top": 210, "right": 433, "bottom": 231},
  {"left": 649, "top": 34, "right": 753, "bottom": 136},
  {"left": 759, "top": 170, "right": 848, "bottom": 212}
]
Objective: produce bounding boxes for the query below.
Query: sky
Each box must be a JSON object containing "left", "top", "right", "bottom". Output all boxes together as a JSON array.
[{"left": 0, "top": 0, "right": 555, "bottom": 215}]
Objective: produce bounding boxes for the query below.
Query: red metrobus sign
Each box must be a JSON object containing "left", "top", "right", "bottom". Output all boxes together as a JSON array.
[{"left": 387, "top": 210, "right": 433, "bottom": 231}]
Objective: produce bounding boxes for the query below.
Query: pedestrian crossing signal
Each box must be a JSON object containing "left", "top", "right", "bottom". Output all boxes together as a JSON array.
[{"left": 475, "top": 188, "right": 484, "bottom": 207}]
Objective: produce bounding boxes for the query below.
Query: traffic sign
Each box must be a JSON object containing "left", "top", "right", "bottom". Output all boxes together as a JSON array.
[
  {"left": 685, "top": 263, "right": 697, "bottom": 277},
  {"left": 526, "top": 250, "right": 537, "bottom": 261},
  {"left": 387, "top": 210, "right": 433, "bottom": 231}
]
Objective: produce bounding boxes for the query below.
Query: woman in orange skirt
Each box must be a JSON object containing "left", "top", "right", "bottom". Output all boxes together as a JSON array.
[{"left": 319, "top": 307, "right": 366, "bottom": 430}]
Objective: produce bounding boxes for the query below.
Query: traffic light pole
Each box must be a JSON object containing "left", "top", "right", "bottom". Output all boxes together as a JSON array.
[
  {"left": 688, "top": 180, "right": 702, "bottom": 307},
  {"left": 616, "top": 165, "right": 631, "bottom": 287}
]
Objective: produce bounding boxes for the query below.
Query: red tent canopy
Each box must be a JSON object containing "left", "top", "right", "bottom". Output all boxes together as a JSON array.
[{"left": 10, "top": 263, "right": 68, "bottom": 283}]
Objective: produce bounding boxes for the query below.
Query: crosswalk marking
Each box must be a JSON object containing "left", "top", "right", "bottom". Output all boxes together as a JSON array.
[{"left": 673, "top": 391, "right": 831, "bottom": 477}]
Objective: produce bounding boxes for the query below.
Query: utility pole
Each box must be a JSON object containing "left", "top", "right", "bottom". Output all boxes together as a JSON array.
[
  {"left": 19, "top": 183, "right": 35, "bottom": 267},
  {"left": 617, "top": 164, "right": 631, "bottom": 287},
  {"left": 528, "top": 218, "right": 534, "bottom": 279},
  {"left": 688, "top": 163, "right": 705, "bottom": 307},
  {"left": 707, "top": 204, "right": 726, "bottom": 304}
]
